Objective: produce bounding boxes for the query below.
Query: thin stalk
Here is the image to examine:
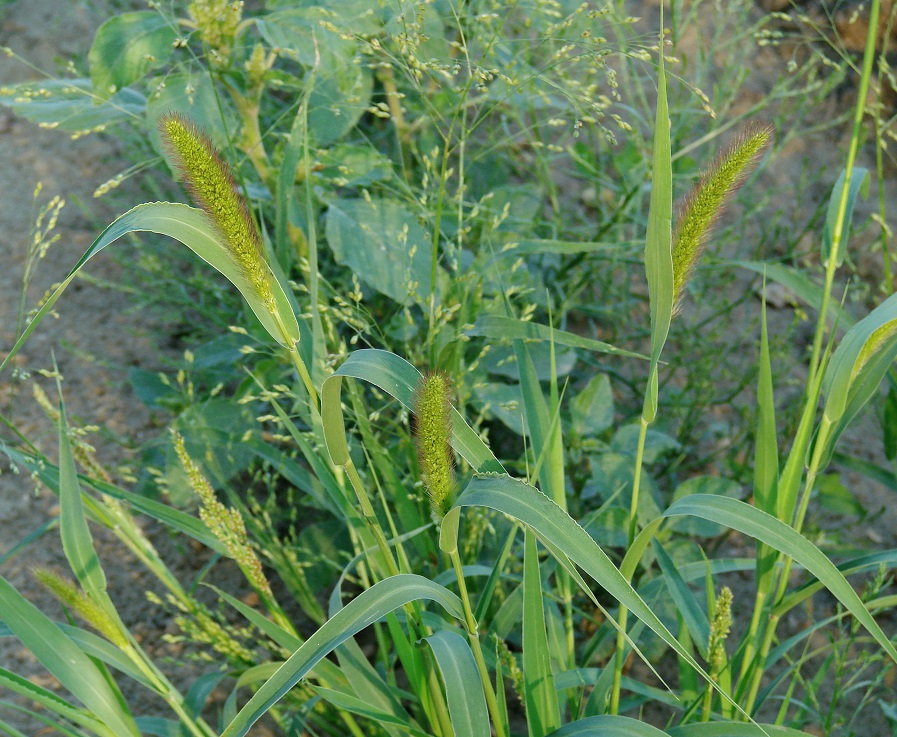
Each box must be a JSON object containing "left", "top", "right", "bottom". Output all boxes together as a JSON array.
[
  {"left": 450, "top": 550, "right": 508, "bottom": 737},
  {"left": 743, "top": 2, "right": 881, "bottom": 717},
  {"left": 427, "top": 134, "right": 454, "bottom": 367},
  {"left": 807, "top": 0, "right": 880, "bottom": 391},
  {"left": 610, "top": 414, "right": 651, "bottom": 714}
]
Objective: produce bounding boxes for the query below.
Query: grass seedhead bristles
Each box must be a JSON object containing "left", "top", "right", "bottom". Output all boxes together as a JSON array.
[
  {"left": 672, "top": 125, "right": 772, "bottom": 313},
  {"left": 412, "top": 370, "right": 456, "bottom": 519},
  {"left": 158, "top": 113, "right": 277, "bottom": 317},
  {"left": 34, "top": 568, "right": 128, "bottom": 649}
]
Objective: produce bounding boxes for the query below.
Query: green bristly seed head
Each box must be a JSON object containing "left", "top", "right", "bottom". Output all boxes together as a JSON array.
[
  {"left": 413, "top": 370, "right": 456, "bottom": 519},
  {"left": 158, "top": 113, "right": 277, "bottom": 316},
  {"left": 672, "top": 125, "right": 772, "bottom": 314},
  {"left": 34, "top": 568, "right": 128, "bottom": 650}
]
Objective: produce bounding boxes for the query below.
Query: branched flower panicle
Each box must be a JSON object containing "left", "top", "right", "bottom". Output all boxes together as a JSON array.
[
  {"left": 672, "top": 125, "right": 772, "bottom": 313},
  {"left": 158, "top": 113, "right": 277, "bottom": 317},
  {"left": 708, "top": 586, "right": 733, "bottom": 677},
  {"left": 188, "top": 0, "right": 243, "bottom": 64},
  {"left": 412, "top": 370, "right": 456, "bottom": 519},
  {"left": 171, "top": 429, "right": 273, "bottom": 599}
]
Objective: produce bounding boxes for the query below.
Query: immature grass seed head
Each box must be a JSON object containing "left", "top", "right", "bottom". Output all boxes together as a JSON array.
[
  {"left": 413, "top": 370, "right": 456, "bottom": 519},
  {"left": 158, "top": 113, "right": 277, "bottom": 317},
  {"left": 34, "top": 568, "right": 128, "bottom": 649},
  {"left": 672, "top": 125, "right": 772, "bottom": 314}
]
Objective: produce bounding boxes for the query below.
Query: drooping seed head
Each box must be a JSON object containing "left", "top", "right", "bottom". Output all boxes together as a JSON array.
[
  {"left": 34, "top": 568, "right": 128, "bottom": 649},
  {"left": 413, "top": 370, "right": 456, "bottom": 519},
  {"left": 672, "top": 125, "right": 772, "bottom": 314},
  {"left": 158, "top": 113, "right": 277, "bottom": 316}
]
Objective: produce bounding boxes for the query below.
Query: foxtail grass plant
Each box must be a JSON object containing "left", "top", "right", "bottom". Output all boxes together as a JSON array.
[{"left": 2, "top": 2, "right": 897, "bottom": 736}]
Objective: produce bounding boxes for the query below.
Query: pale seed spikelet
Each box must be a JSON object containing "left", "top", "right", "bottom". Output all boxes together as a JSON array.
[
  {"left": 672, "top": 125, "right": 772, "bottom": 313},
  {"left": 34, "top": 568, "right": 128, "bottom": 649},
  {"left": 158, "top": 113, "right": 278, "bottom": 318},
  {"left": 412, "top": 370, "right": 456, "bottom": 519},
  {"left": 708, "top": 586, "right": 733, "bottom": 677},
  {"left": 171, "top": 430, "right": 273, "bottom": 599}
]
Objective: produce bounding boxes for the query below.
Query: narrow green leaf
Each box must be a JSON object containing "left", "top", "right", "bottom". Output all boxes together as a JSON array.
[
  {"left": 335, "top": 638, "right": 418, "bottom": 737},
  {"left": 425, "top": 630, "right": 491, "bottom": 737},
  {"left": 314, "top": 687, "right": 428, "bottom": 736},
  {"left": 220, "top": 575, "right": 464, "bottom": 737},
  {"left": 668, "top": 723, "right": 810, "bottom": 736},
  {"left": 733, "top": 260, "right": 849, "bottom": 329},
  {"left": 57, "top": 395, "right": 106, "bottom": 598},
  {"left": 754, "top": 293, "right": 779, "bottom": 596},
  {"left": 661, "top": 495, "right": 897, "bottom": 664},
  {"left": 642, "top": 49, "right": 674, "bottom": 422},
  {"left": 0, "top": 79, "right": 144, "bottom": 131},
  {"left": 453, "top": 476, "right": 716, "bottom": 689},
  {"left": 651, "top": 539, "right": 709, "bottom": 659},
  {"left": 514, "top": 340, "right": 566, "bottom": 508},
  {"left": 523, "top": 530, "right": 560, "bottom": 737},
  {"left": 0, "top": 202, "right": 300, "bottom": 378},
  {"left": 323, "top": 349, "right": 505, "bottom": 474},
  {"left": 0, "top": 668, "right": 109, "bottom": 736},
  {"left": 468, "top": 316, "right": 647, "bottom": 360},
  {"left": 544, "top": 714, "right": 667, "bottom": 736},
  {"left": 820, "top": 291, "right": 897, "bottom": 464},
  {"left": 822, "top": 167, "right": 869, "bottom": 268},
  {"left": 0, "top": 576, "right": 139, "bottom": 737}
]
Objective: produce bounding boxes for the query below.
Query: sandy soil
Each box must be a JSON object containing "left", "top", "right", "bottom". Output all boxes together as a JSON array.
[{"left": 0, "top": 0, "right": 895, "bottom": 735}]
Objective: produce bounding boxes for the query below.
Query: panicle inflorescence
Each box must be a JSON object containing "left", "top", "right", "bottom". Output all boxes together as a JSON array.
[
  {"left": 672, "top": 125, "right": 772, "bottom": 314},
  {"left": 708, "top": 585, "right": 733, "bottom": 677},
  {"left": 158, "top": 113, "right": 277, "bottom": 317},
  {"left": 412, "top": 370, "right": 456, "bottom": 519},
  {"left": 171, "top": 429, "right": 273, "bottom": 599}
]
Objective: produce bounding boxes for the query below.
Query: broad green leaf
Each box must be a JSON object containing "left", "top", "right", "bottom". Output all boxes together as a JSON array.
[
  {"left": 325, "top": 199, "right": 434, "bottom": 304},
  {"left": 146, "top": 73, "right": 237, "bottom": 151},
  {"left": 523, "top": 530, "right": 560, "bottom": 737},
  {"left": 0, "top": 202, "right": 299, "bottom": 379},
  {"left": 571, "top": 374, "right": 615, "bottom": 437},
  {"left": 322, "top": 349, "right": 505, "bottom": 474},
  {"left": 88, "top": 11, "right": 176, "bottom": 97},
  {"left": 544, "top": 715, "right": 666, "bottom": 736},
  {"left": 661, "top": 495, "right": 897, "bottom": 664},
  {"left": 424, "top": 630, "right": 491, "bottom": 737},
  {"left": 642, "top": 49, "right": 674, "bottom": 422},
  {"left": 0, "top": 79, "right": 144, "bottom": 131},
  {"left": 0, "top": 576, "right": 139, "bottom": 737},
  {"left": 57, "top": 394, "right": 106, "bottom": 598},
  {"left": 468, "top": 316, "right": 647, "bottom": 360},
  {"left": 822, "top": 167, "right": 869, "bottom": 268},
  {"left": 220, "top": 575, "right": 464, "bottom": 737},
  {"left": 257, "top": 9, "right": 373, "bottom": 143}
]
